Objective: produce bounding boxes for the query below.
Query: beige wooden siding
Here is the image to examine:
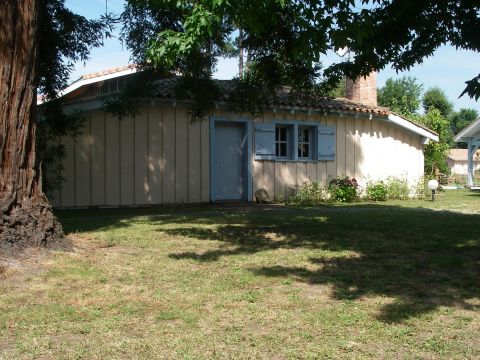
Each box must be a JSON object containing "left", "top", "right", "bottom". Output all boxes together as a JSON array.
[
  {"left": 200, "top": 119, "right": 210, "bottom": 202},
  {"left": 60, "top": 135, "right": 76, "bottom": 206},
  {"left": 75, "top": 116, "right": 92, "bottom": 206},
  {"left": 134, "top": 110, "right": 149, "bottom": 205},
  {"left": 188, "top": 119, "right": 202, "bottom": 203},
  {"left": 252, "top": 113, "right": 425, "bottom": 201},
  {"left": 120, "top": 116, "right": 134, "bottom": 205},
  {"left": 175, "top": 108, "right": 189, "bottom": 203},
  {"left": 52, "top": 105, "right": 425, "bottom": 207},
  {"left": 55, "top": 105, "right": 210, "bottom": 207},
  {"left": 163, "top": 107, "right": 176, "bottom": 203},
  {"left": 91, "top": 111, "right": 106, "bottom": 206},
  {"left": 148, "top": 106, "right": 163, "bottom": 204},
  {"left": 105, "top": 112, "right": 120, "bottom": 205}
]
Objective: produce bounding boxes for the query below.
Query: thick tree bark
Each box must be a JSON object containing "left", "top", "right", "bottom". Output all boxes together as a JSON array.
[{"left": 0, "top": 0, "right": 63, "bottom": 247}]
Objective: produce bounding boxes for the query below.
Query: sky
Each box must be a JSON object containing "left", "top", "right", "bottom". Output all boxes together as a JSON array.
[{"left": 66, "top": 0, "right": 480, "bottom": 113}]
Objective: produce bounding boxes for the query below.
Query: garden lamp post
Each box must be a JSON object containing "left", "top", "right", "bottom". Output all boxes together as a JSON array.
[{"left": 428, "top": 179, "right": 439, "bottom": 202}]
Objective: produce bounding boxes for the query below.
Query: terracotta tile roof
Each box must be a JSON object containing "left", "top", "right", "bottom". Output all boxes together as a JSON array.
[
  {"left": 80, "top": 64, "right": 137, "bottom": 80},
  {"left": 58, "top": 66, "right": 437, "bottom": 137},
  {"left": 448, "top": 149, "right": 480, "bottom": 161},
  {"left": 151, "top": 77, "right": 390, "bottom": 115}
]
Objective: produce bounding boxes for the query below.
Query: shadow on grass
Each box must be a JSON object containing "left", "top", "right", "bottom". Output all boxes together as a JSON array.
[
  {"left": 57, "top": 203, "right": 480, "bottom": 323},
  {"left": 163, "top": 205, "right": 480, "bottom": 323}
]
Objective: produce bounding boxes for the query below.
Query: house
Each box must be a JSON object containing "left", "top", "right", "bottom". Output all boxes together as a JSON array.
[
  {"left": 446, "top": 149, "right": 480, "bottom": 176},
  {"left": 454, "top": 117, "right": 480, "bottom": 187},
  {"left": 44, "top": 66, "right": 438, "bottom": 207}
]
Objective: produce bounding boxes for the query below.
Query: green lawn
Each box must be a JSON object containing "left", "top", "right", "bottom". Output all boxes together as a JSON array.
[{"left": 1, "top": 190, "right": 479, "bottom": 359}]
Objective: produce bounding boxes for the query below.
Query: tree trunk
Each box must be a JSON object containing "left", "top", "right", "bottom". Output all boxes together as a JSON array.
[{"left": 0, "top": 0, "right": 63, "bottom": 247}]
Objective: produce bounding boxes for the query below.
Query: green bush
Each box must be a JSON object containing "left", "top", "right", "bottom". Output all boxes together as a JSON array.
[
  {"left": 366, "top": 181, "right": 388, "bottom": 201},
  {"left": 288, "top": 181, "right": 331, "bottom": 206},
  {"left": 386, "top": 176, "right": 410, "bottom": 199},
  {"left": 328, "top": 176, "right": 359, "bottom": 202}
]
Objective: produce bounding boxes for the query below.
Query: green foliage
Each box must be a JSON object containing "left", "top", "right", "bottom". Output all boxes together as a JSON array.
[
  {"left": 378, "top": 77, "right": 423, "bottom": 116},
  {"left": 39, "top": 1, "right": 115, "bottom": 100},
  {"left": 37, "top": 1, "right": 116, "bottom": 192},
  {"left": 366, "top": 181, "right": 388, "bottom": 201},
  {"left": 38, "top": 101, "right": 85, "bottom": 192},
  {"left": 414, "top": 109, "right": 453, "bottom": 176},
  {"left": 288, "top": 181, "right": 331, "bottom": 206},
  {"left": 324, "top": 1, "right": 480, "bottom": 101},
  {"left": 414, "top": 177, "right": 427, "bottom": 199},
  {"left": 450, "top": 108, "right": 479, "bottom": 134},
  {"left": 328, "top": 78, "right": 346, "bottom": 98},
  {"left": 328, "top": 177, "right": 359, "bottom": 202},
  {"left": 460, "top": 74, "right": 480, "bottom": 101},
  {"left": 385, "top": 177, "right": 410, "bottom": 200},
  {"left": 121, "top": 1, "right": 479, "bottom": 117},
  {"left": 422, "top": 87, "right": 453, "bottom": 117}
]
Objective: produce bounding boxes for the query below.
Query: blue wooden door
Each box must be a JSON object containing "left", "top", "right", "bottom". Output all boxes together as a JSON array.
[{"left": 215, "top": 123, "right": 245, "bottom": 200}]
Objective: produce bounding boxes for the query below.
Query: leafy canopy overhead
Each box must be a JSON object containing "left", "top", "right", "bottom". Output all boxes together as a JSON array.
[
  {"left": 39, "top": 0, "right": 115, "bottom": 101},
  {"left": 121, "top": 0, "right": 480, "bottom": 116},
  {"left": 422, "top": 87, "right": 454, "bottom": 118},
  {"left": 37, "top": 0, "right": 115, "bottom": 191}
]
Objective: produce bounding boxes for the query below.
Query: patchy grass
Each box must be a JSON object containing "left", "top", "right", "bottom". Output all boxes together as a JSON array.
[{"left": 1, "top": 190, "right": 479, "bottom": 359}]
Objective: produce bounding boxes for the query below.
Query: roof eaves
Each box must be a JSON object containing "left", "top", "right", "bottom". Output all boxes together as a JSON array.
[
  {"left": 454, "top": 117, "right": 480, "bottom": 142},
  {"left": 388, "top": 112, "right": 439, "bottom": 141}
]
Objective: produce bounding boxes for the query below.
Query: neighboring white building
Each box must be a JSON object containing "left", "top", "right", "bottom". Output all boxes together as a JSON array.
[
  {"left": 454, "top": 117, "right": 480, "bottom": 186},
  {"left": 447, "top": 149, "right": 480, "bottom": 176}
]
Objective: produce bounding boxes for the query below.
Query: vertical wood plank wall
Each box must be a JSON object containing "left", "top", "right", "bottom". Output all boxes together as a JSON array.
[
  {"left": 251, "top": 114, "right": 425, "bottom": 201},
  {"left": 49, "top": 106, "right": 425, "bottom": 207}
]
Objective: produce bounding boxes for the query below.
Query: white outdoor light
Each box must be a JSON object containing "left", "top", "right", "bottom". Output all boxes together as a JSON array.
[{"left": 428, "top": 179, "right": 439, "bottom": 201}]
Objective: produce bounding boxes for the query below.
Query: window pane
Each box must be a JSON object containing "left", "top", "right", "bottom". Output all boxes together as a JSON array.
[
  {"left": 298, "top": 144, "right": 303, "bottom": 158},
  {"left": 276, "top": 127, "right": 280, "bottom": 141},
  {"left": 280, "top": 143, "right": 287, "bottom": 157},
  {"left": 304, "top": 144, "right": 309, "bottom": 157}
]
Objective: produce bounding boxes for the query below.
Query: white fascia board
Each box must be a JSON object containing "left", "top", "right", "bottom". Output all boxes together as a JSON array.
[
  {"left": 37, "top": 67, "right": 138, "bottom": 105},
  {"left": 454, "top": 117, "right": 480, "bottom": 142},
  {"left": 388, "top": 113, "right": 439, "bottom": 142}
]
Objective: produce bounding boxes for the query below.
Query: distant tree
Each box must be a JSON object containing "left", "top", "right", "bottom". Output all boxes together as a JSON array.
[
  {"left": 328, "top": 78, "right": 346, "bottom": 98},
  {"left": 414, "top": 109, "right": 453, "bottom": 176},
  {"left": 450, "top": 108, "right": 479, "bottom": 134},
  {"left": 377, "top": 77, "right": 423, "bottom": 116},
  {"left": 422, "top": 87, "right": 454, "bottom": 117}
]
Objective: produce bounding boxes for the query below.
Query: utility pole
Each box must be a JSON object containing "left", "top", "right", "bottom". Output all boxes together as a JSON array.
[{"left": 239, "top": 28, "right": 243, "bottom": 78}]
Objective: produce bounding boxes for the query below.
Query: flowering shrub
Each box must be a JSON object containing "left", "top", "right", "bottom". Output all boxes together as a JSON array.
[
  {"left": 288, "top": 181, "right": 331, "bottom": 206},
  {"left": 366, "top": 181, "right": 388, "bottom": 201},
  {"left": 328, "top": 176, "right": 359, "bottom": 202},
  {"left": 385, "top": 176, "right": 410, "bottom": 199}
]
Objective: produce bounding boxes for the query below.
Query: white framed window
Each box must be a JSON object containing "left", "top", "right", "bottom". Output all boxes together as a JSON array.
[
  {"left": 298, "top": 126, "right": 313, "bottom": 159},
  {"left": 275, "top": 125, "right": 290, "bottom": 158},
  {"left": 254, "top": 121, "right": 336, "bottom": 162}
]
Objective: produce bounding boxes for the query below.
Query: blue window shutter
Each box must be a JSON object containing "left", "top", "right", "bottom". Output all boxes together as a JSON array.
[
  {"left": 318, "top": 125, "right": 336, "bottom": 161},
  {"left": 254, "top": 123, "right": 275, "bottom": 160}
]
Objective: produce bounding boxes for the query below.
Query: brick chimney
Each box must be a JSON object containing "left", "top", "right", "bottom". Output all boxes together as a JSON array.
[{"left": 345, "top": 72, "right": 377, "bottom": 107}]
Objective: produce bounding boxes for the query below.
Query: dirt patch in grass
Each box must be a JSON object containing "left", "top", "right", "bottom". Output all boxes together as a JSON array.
[{"left": 0, "top": 234, "right": 93, "bottom": 286}]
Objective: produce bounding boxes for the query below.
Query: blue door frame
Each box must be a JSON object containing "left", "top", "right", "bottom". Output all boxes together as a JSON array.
[{"left": 210, "top": 116, "right": 253, "bottom": 202}]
